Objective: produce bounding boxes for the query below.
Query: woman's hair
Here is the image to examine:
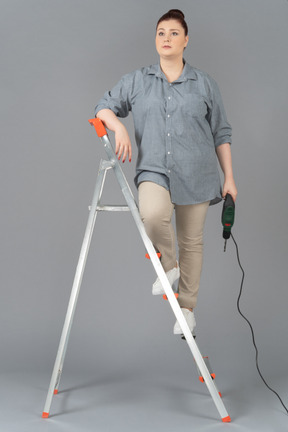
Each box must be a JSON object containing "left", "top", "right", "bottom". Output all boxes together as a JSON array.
[{"left": 156, "top": 9, "right": 188, "bottom": 36}]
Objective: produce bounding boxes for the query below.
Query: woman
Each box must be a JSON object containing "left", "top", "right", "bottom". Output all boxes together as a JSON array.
[{"left": 95, "top": 9, "right": 237, "bottom": 336}]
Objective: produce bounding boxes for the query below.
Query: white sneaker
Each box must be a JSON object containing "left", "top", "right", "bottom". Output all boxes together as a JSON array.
[
  {"left": 173, "top": 308, "right": 196, "bottom": 335},
  {"left": 152, "top": 263, "right": 180, "bottom": 295}
]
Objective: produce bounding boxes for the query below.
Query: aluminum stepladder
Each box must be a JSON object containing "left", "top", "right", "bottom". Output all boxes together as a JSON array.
[{"left": 42, "top": 118, "right": 231, "bottom": 422}]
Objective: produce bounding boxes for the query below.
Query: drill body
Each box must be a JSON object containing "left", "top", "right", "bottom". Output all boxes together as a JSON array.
[{"left": 221, "top": 194, "right": 235, "bottom": 251}]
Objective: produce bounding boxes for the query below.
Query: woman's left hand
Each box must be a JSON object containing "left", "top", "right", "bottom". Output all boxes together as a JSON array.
[{"left": 222, "top": 177, "right": 237, "bottom": 202}]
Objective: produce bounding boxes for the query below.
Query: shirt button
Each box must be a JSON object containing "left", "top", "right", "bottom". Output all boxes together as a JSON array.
[
  {"left": 167, "top": 133, "right": 170, "bottom": 136},
  {"left": 168, "top": 170, "right": 171, "bottom": 173},
  {"left": 167, "top": 151, "right": 171, "bottom": 155},
  {"left": 167, "top": 114, "right": 170, "bottom": 118},
  {"left": 168, "top": 96, "right": 171, "bottom": 100}
]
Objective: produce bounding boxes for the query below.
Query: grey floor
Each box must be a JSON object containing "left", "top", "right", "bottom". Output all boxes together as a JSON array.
[
  {"left": 2, "top": 338, "right": 288, "bottom": 432},
  {"left": 2, "top": 210, "right": 288, "bottom": 431},
  {"left": 2, "top": 181, "right": 288, "bottom": 432}
]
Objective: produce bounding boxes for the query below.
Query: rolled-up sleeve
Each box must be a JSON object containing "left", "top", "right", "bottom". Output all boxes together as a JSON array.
[
  {"left": 207, "top": 77, "right": 232, "bottom": 147},
  {"left": 95, "top": 74, "right": 132, "bottom": 118}
]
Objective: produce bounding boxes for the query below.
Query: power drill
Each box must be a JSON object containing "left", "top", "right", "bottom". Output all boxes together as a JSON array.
[{"left": 221, "top": 193, "right": 235, "bottom": 252}]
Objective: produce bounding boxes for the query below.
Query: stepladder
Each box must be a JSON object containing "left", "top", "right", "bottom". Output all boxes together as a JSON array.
[{"left": 42, "top": 118, "right": 231, "bottom": 422}]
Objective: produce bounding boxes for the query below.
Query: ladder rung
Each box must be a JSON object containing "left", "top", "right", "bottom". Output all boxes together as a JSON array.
[{"left": 90, "top": 205, "right": 130, "bottom": 212}]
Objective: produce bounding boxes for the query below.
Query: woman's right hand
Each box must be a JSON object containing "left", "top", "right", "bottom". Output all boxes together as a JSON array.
[
  {"left": 115, "top": 123, "right": 132, "bottom": 163},
  {"left": 96, "top": 109, "right": 132, "bottom": 163}
]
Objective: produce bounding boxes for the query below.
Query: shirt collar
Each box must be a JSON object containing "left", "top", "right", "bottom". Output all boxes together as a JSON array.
[{"left": 147, "top": 60, "right": 197, "bottom": 82}]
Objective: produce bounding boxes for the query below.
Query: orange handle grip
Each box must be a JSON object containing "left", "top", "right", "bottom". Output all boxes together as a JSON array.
[{"left": 88, "top": 118, "right": 107, "bottom": 137}]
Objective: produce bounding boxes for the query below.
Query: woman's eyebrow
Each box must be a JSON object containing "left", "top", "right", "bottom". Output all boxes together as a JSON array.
[{"left": 157, "top": 28, "right": 180, "bottom": 31}]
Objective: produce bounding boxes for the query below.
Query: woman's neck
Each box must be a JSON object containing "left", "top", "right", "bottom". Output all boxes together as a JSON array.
[{"left": 160, "top": 57, "right": 185, "bottom": 83}]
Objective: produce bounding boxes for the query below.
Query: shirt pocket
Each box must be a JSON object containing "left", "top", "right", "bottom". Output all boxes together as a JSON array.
[{"left": 183, "top": 93, "right": 208, "bottom": 118}]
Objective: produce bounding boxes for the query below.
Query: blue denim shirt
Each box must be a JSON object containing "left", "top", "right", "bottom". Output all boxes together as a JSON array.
[{"left": 95, "top": 61, "right": 232, "bottom": 205}]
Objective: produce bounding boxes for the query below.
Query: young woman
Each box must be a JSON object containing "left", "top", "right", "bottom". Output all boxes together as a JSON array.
[{"left": 95, "top": 9, "right": 237, "bottom": 336}]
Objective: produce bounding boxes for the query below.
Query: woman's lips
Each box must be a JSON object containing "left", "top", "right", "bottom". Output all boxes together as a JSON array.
[{"left": 163, "top": 46, "right": 171, "bottom": 49}]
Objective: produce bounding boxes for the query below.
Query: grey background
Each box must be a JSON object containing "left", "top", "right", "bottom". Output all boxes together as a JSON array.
[{"left": 1, "top": 0, "right": 288, "bottom": 430}]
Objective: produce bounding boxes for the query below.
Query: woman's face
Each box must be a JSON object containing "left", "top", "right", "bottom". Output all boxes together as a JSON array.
[{"left": 155, "top": 19, "right": 188, "bottom": 59}]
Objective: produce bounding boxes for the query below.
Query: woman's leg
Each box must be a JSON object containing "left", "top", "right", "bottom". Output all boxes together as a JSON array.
[
  {"left": 175, "top": 201, "right": 210, "bottom": 310},
  {"left": 138, "top": 182, "right": 177, "bottom": 272}
]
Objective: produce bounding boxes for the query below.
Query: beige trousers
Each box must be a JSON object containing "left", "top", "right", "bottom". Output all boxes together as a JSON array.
[{"left": 138, "top": 182, "right": 209, "bottom": 309}]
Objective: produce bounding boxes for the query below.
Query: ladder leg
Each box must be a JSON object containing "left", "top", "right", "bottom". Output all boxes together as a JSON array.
[
  {"left": 98, "top": 135, "right": 230, "bottom": 422},
  {"left": 129, "top": 201, "right": 230, "bottom": 422},
  {"left": 42, "top": 161, "right": 109, "bottom": 418}
]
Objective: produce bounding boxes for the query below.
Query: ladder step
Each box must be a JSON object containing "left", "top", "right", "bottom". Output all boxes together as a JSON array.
[
  {"left": 197, "top": 357, "right": 215, "bottom": 382},
  {"left": 163, "top": 293, "right": 179, "bottom": 300},
  {"left": 89, "top": 205, "right": 130, "bottom": 211},
  {"left": 199, "top": 373, "right": 216, "bottom": 383},
  {"left": 145, "top": 252, "right": 161, "bottom": 259},
  {"left": 97, "top": 205, "right": 130, "bottom": 211}
]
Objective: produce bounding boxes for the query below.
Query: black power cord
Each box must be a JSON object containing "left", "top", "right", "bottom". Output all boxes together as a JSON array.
[{"left": 231, "top": 233, "right": 288, "bottom": 415}]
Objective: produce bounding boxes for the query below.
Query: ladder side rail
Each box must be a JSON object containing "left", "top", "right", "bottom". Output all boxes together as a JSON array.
[
  {"left": 55, "top": 160, "right": 110, "bottom": 389},
  {"left": 42, "top": 160, "right": 109, "bottom": 417},
  {"left": 99, "top": 134, "right": 230, "bottom": 422}
]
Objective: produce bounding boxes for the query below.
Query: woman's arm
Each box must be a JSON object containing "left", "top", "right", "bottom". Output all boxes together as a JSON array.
[
  {"left": 96, "top": 109, "right": 132, "bottom": 163},
  {"left": 216, "top": 143, "right": 237, "bottom": 202}
]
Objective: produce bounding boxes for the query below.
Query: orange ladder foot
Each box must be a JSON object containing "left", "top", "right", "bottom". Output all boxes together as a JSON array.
[
  {"left": 42, "top": 412, "right": 49, "bottom": 418},
  {"left": 222, "top": 415, "right": 231, "bottom": 422}
]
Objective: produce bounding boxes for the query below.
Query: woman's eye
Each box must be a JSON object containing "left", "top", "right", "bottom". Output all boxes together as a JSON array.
[
  {"left": 158, "top": 32, "right": 164, "bottom": 36},
  {"left": 172, "top": 32, "right": 178, "bottom": 36}
]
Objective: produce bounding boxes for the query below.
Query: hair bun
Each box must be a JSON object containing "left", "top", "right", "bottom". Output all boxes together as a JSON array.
[
  {"left": 168, "top": 9, "right": 185, "bottom": 19},
  {"left": 156, "top": 9, "right": 188, "bottom": 36}
]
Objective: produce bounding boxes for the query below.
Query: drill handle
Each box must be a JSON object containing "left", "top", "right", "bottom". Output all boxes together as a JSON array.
[
  {"left": 222, "top": 193, "right": 235, "bottom": 240},
  {"left": 224, "top": 193, "right": 235, "bottom": 207}
]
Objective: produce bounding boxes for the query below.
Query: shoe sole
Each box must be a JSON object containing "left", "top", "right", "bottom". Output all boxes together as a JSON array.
[{"left": 181, "top": 332, "right": 196, "bottom": 340}]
